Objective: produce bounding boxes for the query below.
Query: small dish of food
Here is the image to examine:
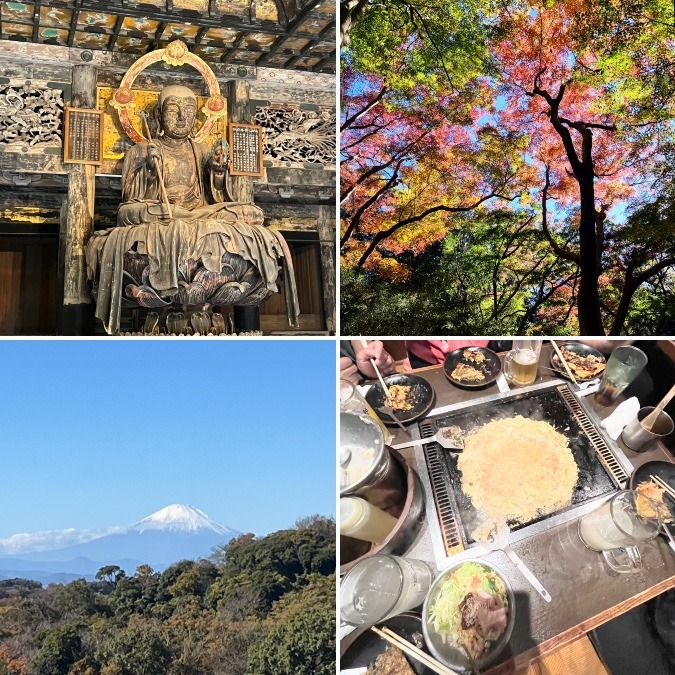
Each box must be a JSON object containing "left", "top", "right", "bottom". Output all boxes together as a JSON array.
[
  {"left": 630, "top": 461, "right": 675, "bottom": 537},
  {"left": 340, "top": 612, "right": 433, "bottom": 675},
  {"left": 422, "top": 560, "right": 515, "bottom": 672},
  {"left": 444, "top": 347, "right": 502, "bottom": 389},
  {"left": 365, "top": 374, "right": 435, "bottom": 426},
  {"left": 550, "top": 343, "right": 606, "bottom": 382}
]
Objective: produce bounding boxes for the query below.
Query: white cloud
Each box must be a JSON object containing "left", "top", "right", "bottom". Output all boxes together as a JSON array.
[{"left": 0, "top": 527, "right": 124, "bottom": 556}]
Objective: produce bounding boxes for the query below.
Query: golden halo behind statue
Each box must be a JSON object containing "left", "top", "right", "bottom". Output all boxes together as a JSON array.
[{"left": 110, "top": 40, "right": 227, "bottom": 144}]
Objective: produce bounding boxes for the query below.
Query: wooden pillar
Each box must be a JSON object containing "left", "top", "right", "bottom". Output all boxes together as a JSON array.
[
  {"left": 227, "top": 79, "right": 259, "bottom": 332},
  {"left": 317, "top": 205, "right": 336, "bottom": 334},
  {"left": 60, "top": 64, "right": 96, "bottom": 335}
]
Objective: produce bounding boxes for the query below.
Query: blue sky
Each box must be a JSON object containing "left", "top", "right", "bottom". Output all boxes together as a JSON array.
[{"left": 0, "top": 339, "right": 335, "bottom": 539}]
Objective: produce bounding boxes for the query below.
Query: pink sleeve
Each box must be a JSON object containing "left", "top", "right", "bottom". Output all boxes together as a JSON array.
[{"left": 406, "top": 340, "right": 490, "bottom": 365}]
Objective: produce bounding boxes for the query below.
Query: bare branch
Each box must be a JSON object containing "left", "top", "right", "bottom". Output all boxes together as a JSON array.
[
  {"left": 340, "top": 161, "right": 403, "bottom": 248},
  {"left": 341, "top": 85, "right": 388, "bottom": 132},
  {"left": 541, "top": 165, "right": 580, "bottom": 264},
  {"left": 356, "top": 191, "right": 516, "bottom": 268}
]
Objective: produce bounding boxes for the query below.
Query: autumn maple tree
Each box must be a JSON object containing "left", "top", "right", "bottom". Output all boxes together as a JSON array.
[{"left": 341, "top": 0, "right": 675, "bottom": 335}]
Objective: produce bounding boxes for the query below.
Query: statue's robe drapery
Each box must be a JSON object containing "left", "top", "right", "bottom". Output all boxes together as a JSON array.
[{"left": 86, "top": 139, "right": 299, "bottom": 334}]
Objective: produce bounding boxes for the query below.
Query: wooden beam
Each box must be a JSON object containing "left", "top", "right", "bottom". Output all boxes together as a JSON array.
[
  {"left": 150, "top": 21, "right": 168, "bottom": 50},
  {"left": 32, "top": 0, "right": 41, "bottom": 43},
  {"left": 220, "top": 33, "right": 246, "bottom": 63},
  {"left": 316, "top": 204, "right": 335, "bottom": 333},
  {"left": 108, "top": 15, "right": 125, "bottom": 51},
  {"left": 60, "top": 63, "right": 96, "bottom": 335},
  {"left": 286, "top": 0, "right": 325, "bottom": 32},
  {"left": 313, "top": 50, "right": 336, "bottom": 72},
  {"left": 255, "top": 35, "right": 288, "bottom": 66},
  {"left": 318, "top": 21, "right": 335, "bottom": 38},
  {"left": 281, "top": 37, "right": 319, "bottom": 69},
  {"left": 193, "top": 26, "right": 210, "bottom": 48},
  {"left": 67, "top": 2, "right": 82, "bottom": 48},
  {"left": 227, "top": 78, "right": 260, "bottom": 332}
]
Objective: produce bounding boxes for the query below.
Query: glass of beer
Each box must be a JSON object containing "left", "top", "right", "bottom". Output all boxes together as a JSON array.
[{"left": 504, "top": 339, "right": 542, "bottom": 386}]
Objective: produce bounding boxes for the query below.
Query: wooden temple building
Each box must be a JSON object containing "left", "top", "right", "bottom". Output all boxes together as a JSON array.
[{"left": 0, "top": 0, "right": 335, "bottom": 335}]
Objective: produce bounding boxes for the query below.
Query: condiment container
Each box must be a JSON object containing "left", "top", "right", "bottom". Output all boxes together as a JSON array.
[
  {"left": 340, "top": 411, "right": 406, "bottom": 510},
  {"left": 340, "top": 496, "right": 398, "bottom": 543},
  {"left": 340, "top": 554, "right": 433, "bottom": 626},
  {"left": 621, "top": 406, "right": 674, "bottom": 451}
]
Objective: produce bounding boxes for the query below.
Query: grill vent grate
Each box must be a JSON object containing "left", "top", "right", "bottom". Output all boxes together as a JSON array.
[
  {"left": 558, "top": 385, "right": 628, "bottom": 485},
  {"left": 420, "top": 420, "right": 464, "bottom": 556}
]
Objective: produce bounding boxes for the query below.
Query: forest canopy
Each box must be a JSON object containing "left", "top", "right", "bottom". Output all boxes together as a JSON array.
[
  {"left": 340, "top": 0, "right": 675, "bottom": 335},
  {"left": 0, "top": 517, "right": 336, "bottom": 675}
]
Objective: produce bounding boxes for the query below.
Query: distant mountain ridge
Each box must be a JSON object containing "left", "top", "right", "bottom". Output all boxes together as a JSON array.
[{"left": 0, "top": 504, "right": 240, "bottom": 585}]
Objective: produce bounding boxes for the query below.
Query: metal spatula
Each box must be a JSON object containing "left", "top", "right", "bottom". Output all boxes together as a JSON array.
[
  {"left": 474, "top": 520, "right": 552, "bottom": 603},
  {"left": 378, "top": 406, "right": 410, "bottom": 437},
  {"left": 390, "top": 426, "right": 464, "bottom": 451}
]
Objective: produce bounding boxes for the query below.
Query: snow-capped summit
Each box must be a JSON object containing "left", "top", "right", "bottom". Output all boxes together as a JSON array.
[{"left": 131, "top": 504, "right": 234, "bottom": 536}]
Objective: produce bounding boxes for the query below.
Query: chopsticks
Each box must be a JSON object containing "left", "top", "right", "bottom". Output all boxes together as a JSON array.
[
  {"left": 358, "top": 338, "right": 392, "bottom": 398},
  {"left": 371, "top": 626, "right": 461, "bottom": 675},
  {"left": 650, "top": 474, "right": 675, "bottom": 501},
  {"left": 549, "top": 340, "right": 578, "bottom": 386}
]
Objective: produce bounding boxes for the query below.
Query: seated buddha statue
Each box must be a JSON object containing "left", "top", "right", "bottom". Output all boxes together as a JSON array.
[{"left": 86, "top": 84, "right": 298, "bottom": 335}]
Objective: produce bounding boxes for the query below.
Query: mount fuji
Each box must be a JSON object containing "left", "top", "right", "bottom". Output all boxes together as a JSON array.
[{"left": 0, "top": 505, "right": 240, "bottom": 585}]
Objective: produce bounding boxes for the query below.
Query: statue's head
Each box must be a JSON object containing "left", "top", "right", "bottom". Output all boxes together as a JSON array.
[{"left": 157, "top": 85, "right": 197, "bottom": 139}]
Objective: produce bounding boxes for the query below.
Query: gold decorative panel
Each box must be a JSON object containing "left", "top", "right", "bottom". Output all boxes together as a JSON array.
[
  {"left": 3, "top": 23, "right": 32, "bottom": 37},
  {"left": 98, "top": 87, "right": 225, "bottom": 161},
  {"left": 215, "top": 0, "right": 273, "bottom": 20},
  {"left": 163, "top": 23, "right": 201, "bottom": 41},
  {"left": 203, "top": 27, "right": 240, "bottom": 43},
  {"left": 173, "top": 0, "right": 209, "bottom": 11},
  {"left": 256, "top": 0, "right": 279, "bottom": 22},
  {"left": 115, "top": 36, "right": 153, "bottom": 53},
  {"left": 77, "top": 11, "right": 116, "bottom": 29},
  {"left": 38, "top": 27, "right": 69, "bottom": 43},
  {"left": 193, "top": 45, "right": 226, "bottom": 59},
  {"left": 40, "top": 6, "right": 73, "bottom": 26},
  {"left": 2, "top": 2, "right": 34, "bottom": 21},
  {"left": 74, "top": 31, "right": 110, "bottom": 48},
  {"left": 245, "top": 33, "right": 277, "bottom": 49},
  {"left": 122, "top": 17, "right": 160, "bottom": 33}
]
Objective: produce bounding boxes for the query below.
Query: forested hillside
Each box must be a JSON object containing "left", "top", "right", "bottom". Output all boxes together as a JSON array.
[{"left": 0, "top": 517, "right": 335, "bottom": 675}]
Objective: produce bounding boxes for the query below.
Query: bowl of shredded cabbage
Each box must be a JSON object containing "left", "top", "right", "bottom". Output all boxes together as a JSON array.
[{"left": 422, "top": 560, "right": 515, "bottom": 672}]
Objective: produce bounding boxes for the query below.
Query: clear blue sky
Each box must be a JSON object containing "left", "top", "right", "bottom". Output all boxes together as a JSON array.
[{"left": 0, "top": 339, "right": 335, "bottom": 538}]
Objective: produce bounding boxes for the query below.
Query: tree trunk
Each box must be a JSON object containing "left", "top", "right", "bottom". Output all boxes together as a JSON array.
[
  {"left": 576, "top": 172, "right": 605, "bottom": 335},
  {"left": 610, "top": 275, "right": 639, "bottom": 335}
]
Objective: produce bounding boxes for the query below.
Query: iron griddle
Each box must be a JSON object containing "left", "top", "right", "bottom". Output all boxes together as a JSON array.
[{"left": 419, "top": 383, "right": 626, "bottom": 553}]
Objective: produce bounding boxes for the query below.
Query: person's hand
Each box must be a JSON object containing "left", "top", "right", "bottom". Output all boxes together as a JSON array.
[
  {"left": 355, "top": 341, "right": 395, "bottom": 380},
  {"left": 340, "top": 357, "right": 359, "bottom": 385},
  {"left": 212, "top": 143, "right": 230, "bottom": 171}
]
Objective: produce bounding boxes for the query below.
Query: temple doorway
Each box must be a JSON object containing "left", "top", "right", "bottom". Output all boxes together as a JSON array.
[{"left": 0, "top": 236, "right": 59, "bottom": 335}]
